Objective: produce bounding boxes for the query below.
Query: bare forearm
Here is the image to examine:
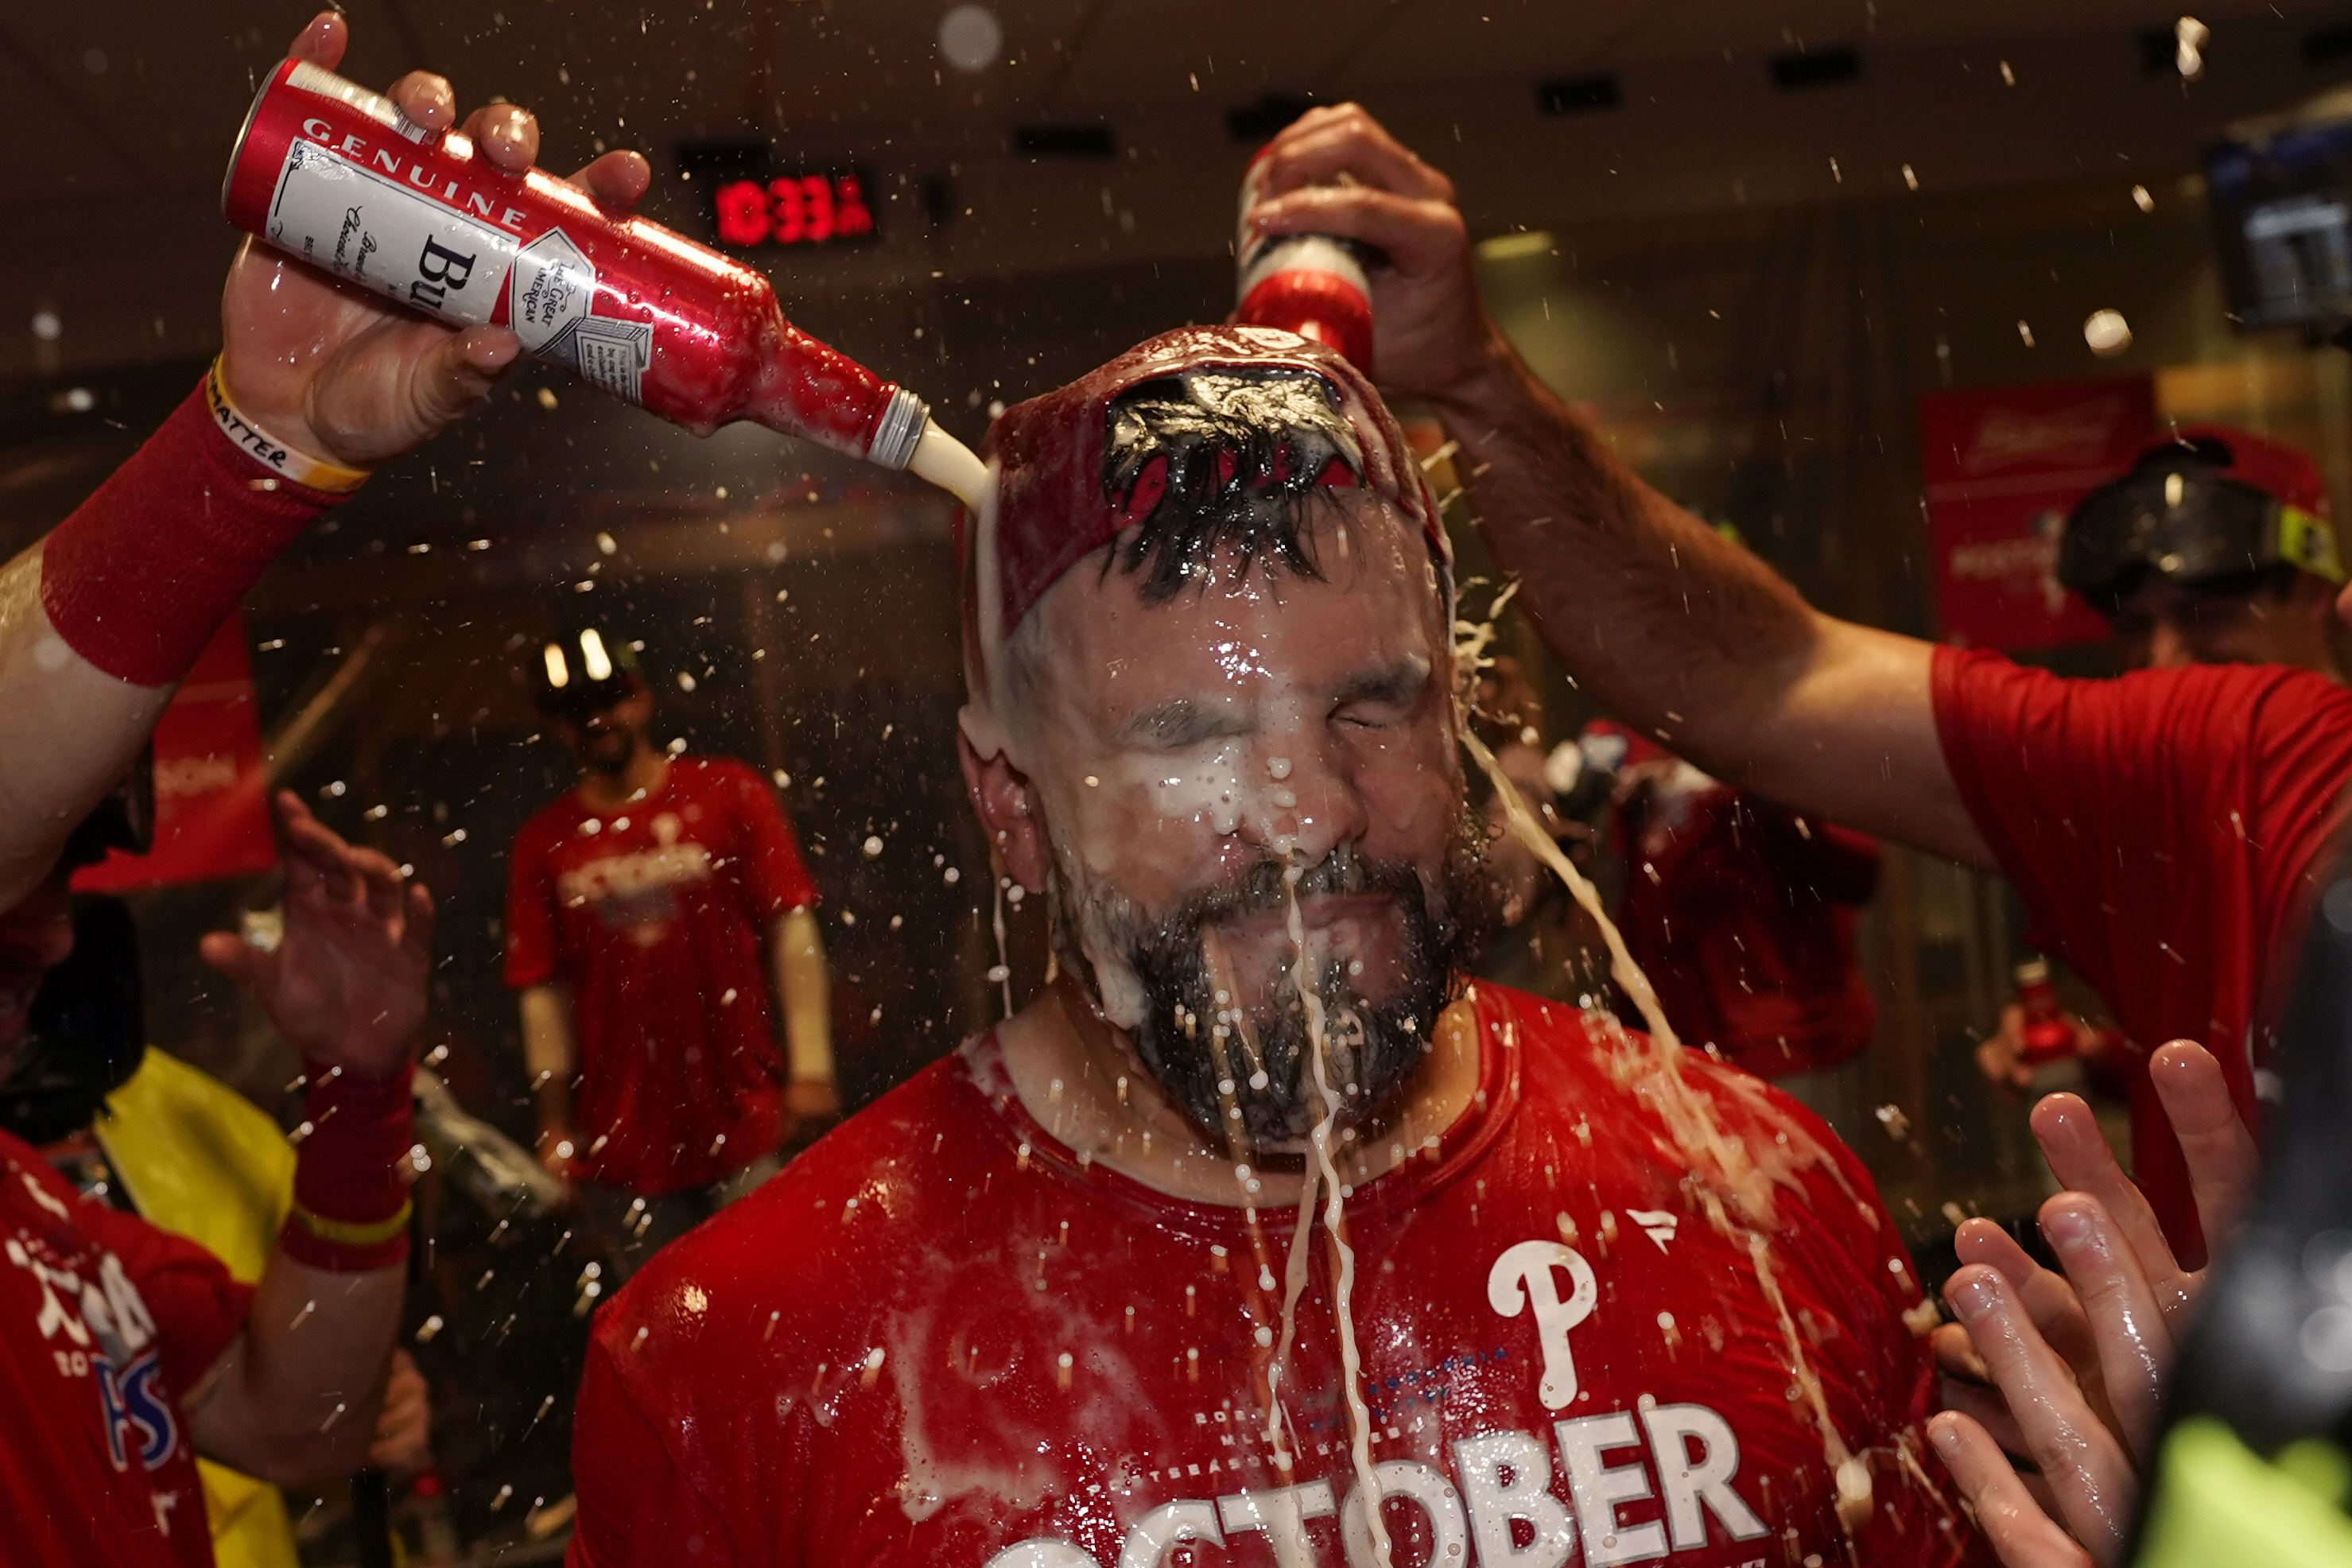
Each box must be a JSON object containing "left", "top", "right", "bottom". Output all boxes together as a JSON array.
[
  {"left": 1437, "top": 343, "right": 1818, "bottom": 766},
  {"left": 0, "top": 545, "right": 173, "bottom": 906},
  {"left": 773, "top": 907, "right": 834, "bottom": 1082},
  {"left": 520, "top": 983, "right": 578, "bottom": 1146},
  {"left": 1433, "top": 345, "right": 1991, "bottom": 866},
  {"left": 190, "top": 1254, "right": 403, "bottom": 1482}
]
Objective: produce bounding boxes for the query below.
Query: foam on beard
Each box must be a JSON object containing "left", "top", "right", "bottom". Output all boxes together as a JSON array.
[{"left": 1054, "top": 832, "right": 1491, "bottom": 1149}]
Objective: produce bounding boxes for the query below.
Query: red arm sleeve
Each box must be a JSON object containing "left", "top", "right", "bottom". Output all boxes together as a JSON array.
[
  {"left": 1930, "top": 647, "right": 2352, "bottom": 1042},
  {"left": 503, "top": 821, "right": 560, "bottom": 990},
  {"left": 567, "top": 1337, "right": 747, "bottom": 1568},
  {"left": 732, "top": 765, "right": 820, "bottom": 917},
  {"left": 39, "top": 382, "right": 345, "bottom": 686},
  {"left": 71, "top": 1200, "right": 254, "bottom": 1400}
]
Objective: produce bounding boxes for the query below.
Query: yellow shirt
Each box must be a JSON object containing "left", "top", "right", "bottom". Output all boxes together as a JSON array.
[{"left": 95, "top": 1050, "right": 301, "bottom": 1568}]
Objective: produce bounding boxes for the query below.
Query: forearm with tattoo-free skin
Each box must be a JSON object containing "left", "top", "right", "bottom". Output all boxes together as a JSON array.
[
  {"left": 772, "top": 907, "right": 835, "bottom": 1085},
  {"left": 0, "top": 547, "right": 173, "bottom": 908},
  {"left": 183, "top": 1256, "right": 404, "bottom": 1483},
  {"left": 1244, "top": 104, "right": 1993, "bottom": 870},
  {"left": 1429, "top": 347, "right": 1992, "bottom": 868}
]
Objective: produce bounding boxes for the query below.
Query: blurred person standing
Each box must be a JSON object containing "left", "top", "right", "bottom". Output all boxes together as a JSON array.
[
  {"left": 1976, "top": 425, "right": 2346, "bottom": 1096},
  {"left": 1589, "top": 724, "right": 1883, "bottom": 1143},
  {"left": 506, "top": 629, "right": 834, "bottom": 1279}
]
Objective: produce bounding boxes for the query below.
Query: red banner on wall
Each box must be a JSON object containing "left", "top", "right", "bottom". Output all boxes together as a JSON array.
[
  {"left": 1920, "top": 376, "right": 2157, "bottom": 651},
  {"left": 73, "top": 615, "right": 277, "bottom": 892}
]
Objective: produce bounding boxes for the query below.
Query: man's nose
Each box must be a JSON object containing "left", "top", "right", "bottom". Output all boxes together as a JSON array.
[{"left": 1246, "top": 735, "right": 1368, "bottom": 867}]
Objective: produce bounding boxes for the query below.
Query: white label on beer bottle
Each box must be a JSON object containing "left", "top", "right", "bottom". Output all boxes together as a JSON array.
[
  {"left": 266, "top": 139, "right": 518, "bottom": 328},
  {"left": 511, "top": 230, "right": 653, "bottom": 405}
]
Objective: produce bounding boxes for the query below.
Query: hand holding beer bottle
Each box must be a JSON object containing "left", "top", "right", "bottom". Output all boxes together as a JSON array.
[{"left": 217, "top": 10, "right": 650, "bottom": 472}]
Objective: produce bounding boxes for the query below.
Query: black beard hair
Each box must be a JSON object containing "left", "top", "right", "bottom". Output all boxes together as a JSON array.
[
  {"left": 580, "top": 728, "right": 639, "bottom": 778},
  {"left": 1062, "top": 819, "right": 1500, "bottom": 1149}
]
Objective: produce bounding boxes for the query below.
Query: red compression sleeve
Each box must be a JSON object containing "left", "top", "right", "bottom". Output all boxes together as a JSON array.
[
  {"left": 38, "top": 379, "right": 346, "bottom": 686},
  {"left": 278, "top": 1059, "right": 415, "bottom": 1273}
]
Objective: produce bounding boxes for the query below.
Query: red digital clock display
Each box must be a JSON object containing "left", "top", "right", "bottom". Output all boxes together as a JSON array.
[{"left": 712, "top": 173, "right": 877, "bottom": 248}]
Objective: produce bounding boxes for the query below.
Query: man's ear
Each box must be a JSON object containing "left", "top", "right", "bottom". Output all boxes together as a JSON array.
[{"left": 958, "top": 712, "right": 1050, "bottom": 893}]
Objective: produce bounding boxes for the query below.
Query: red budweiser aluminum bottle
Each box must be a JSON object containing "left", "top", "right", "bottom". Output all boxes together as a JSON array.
[
  {"left": 220, "top": 60, "right": 929, "bottom": 468},
  {"left": 1233, "top": 145, "right": 1376, "bottom": 373}
]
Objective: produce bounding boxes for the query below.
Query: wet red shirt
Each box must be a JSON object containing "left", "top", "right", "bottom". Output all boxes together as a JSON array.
[
  {"left": 504, "top": 755, "right": 820, "bottom": 1194},
  {"left": 0, "top": 1128, "right": 252, "bottom": 1568},
  {"left": 1617, "top": 778, "right": 1880, "bottom": 1080},
  {"left": 1933, "top": 648, "right": 2352, "bottom": 1265},
  {"left": 569, "top": 984, "right": 1985, "bottom": 1568}
]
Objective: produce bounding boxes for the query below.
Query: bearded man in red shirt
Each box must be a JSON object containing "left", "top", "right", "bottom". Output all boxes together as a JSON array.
[{"left": 567, "top": 328, "right": 1991, "bottom": 1568}]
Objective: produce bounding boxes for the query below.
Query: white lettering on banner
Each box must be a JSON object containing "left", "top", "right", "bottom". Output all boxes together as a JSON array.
[
  {"left": 1115, "top": 1501, "right": 1222, "bottom": 1568},
  {"left": 1486, "top": 1240, "right": 1597, "bottom": 1411},
  {"left": 1454, "top": 1429, "right": 1575, "bottom": 1568},
  {"left": 1557, "top": 1412, "right": 1667, "bottom": 1565},
  {"left": 1640, "top": 1403, "right": 1770, "bottom": 1550},
  {"left": 982, "top": 1402, "right": 1769, "bottom": 1567},
  {"left": 1217, "top": 1481, "right": 1335, "bottom": 1568},
  {"left": 266, "top": 138, "right": 520, "bottom": 328},
  {"left": 1338, "top": 1461, "right": 1469, "bottom": 1568}
]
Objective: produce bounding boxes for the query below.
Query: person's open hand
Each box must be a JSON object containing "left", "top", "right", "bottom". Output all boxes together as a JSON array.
[
  {"left": 1243, "top": 104, "right": 1502, "bottom": 403},
  {"left": 219, "top": 11, "right": 654, "bottom": 468},
  {"left": 1927, "top": 1042, "right": 2257, "bottom": 1566},
  {"left": 200, "top": 791, "right": 433, "bottom": 1081}
]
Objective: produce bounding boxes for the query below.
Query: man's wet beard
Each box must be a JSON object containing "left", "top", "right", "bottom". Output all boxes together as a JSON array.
[{"left": 1074, "top": 831, "right": 1497, "bottom": 1151}]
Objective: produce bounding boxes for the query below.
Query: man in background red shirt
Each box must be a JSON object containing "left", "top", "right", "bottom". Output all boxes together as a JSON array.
[
  {"left": 1587, "top": 725, "right": 1882, "bottom": 1141},
  {"left": 1972, "top": 424, "right": 2346, "bottom": 1099},
  {"left": 566, "top": 328, "right": 1988, "bottom": 1568},
  {"left": 506, "top": 628, "right": 833, "bottom": 1279}
]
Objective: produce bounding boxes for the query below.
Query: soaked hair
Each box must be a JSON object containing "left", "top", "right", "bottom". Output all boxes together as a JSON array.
[{"left": 1100, "top": 367, "right": 1366, "bottom": 603}]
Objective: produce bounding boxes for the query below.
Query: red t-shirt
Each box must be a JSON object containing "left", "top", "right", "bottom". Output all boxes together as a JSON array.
[
  {"left": 1617, "top": 778, "right": 1880, "bottom": 1079},
  {"left": 1933, "top": 648, "right": 2352, "bottom": 1265},
  {"left": 504, "top": 755, "right": 821, "bottom": 1194},
  {"left": 1, "top": 1128, "right": 253, "bottom": 1568},
  {"left": 568, "top": 984, "right": 1987, "bottom": 1568}
]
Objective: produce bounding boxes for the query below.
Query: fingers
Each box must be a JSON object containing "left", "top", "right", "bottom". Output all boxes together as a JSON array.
[
  {"left": 2029, "top": 1093, "right": 2187, "bottom": 1310},
  {"left": 274, "top": 790, "right": 416, "bottom": 925},
  {"left": 2147, "top": 1041, "right": 2257, "bottom": 1258},
  {"left": 462, "top": 102, "right": 540, "bottom": 176},
  {"left": 1934, "top": 1319, "right": 1990, "bottom": 1384},
  {"left": 569, "top": 149, "right": 654, "bottom": 213},
  {"left": 1927, "top": 1413, "right": 2099, "bottom": 1568},
  {"left": 2038, "top": 1194, "right": 2174, "bottom": 1464},
  {"left": 402, "top": 883, "right": 437, "bottom": 965},
  {"left": 1943, "top": 1264, "right": 2136, "bottom": 1564},
  {"left": 387, "top": 72, "right": 457, "bottom": 134},
  {"left": 197, "top": 931, "right": 268, "bottom": 990},
  {"left": 285, "top": 10, "right": 345, "bottom": 68},
  {"left": 1249, "top": 184, "right": 1468, "bottom": 274},
  {"left": 1256, "top": 105, "right": 1453, "bottom": 204},
  {"left": 1955, "top": 1219, "right": 2103, "bottom": 1373}
]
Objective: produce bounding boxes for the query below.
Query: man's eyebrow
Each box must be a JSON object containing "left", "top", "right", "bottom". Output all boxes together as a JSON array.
[
  {"left": 1117, "top": 700, "right": 1252, "bottom": 747},
  {"left": 1332, "top": 660, "right": 1432, "bottom": 708}
]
